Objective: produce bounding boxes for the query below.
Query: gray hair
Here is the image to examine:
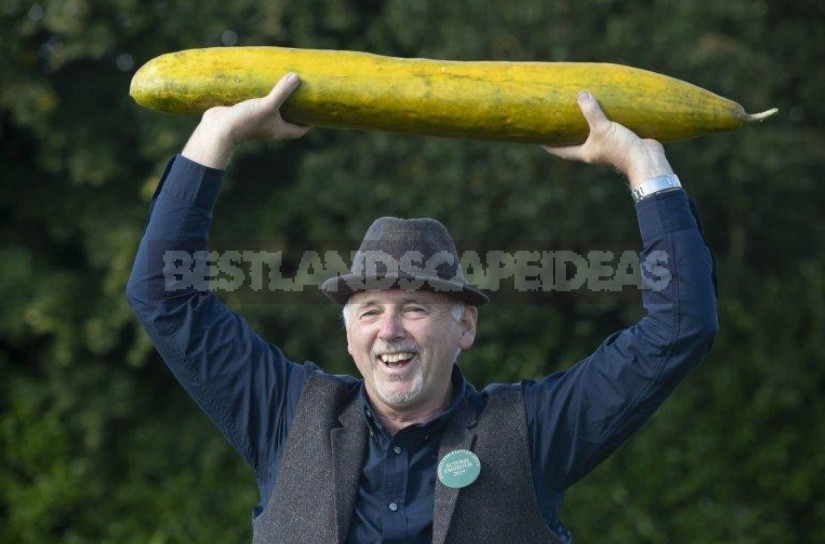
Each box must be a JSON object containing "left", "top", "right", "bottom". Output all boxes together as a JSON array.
[{"left": 342, "top": 300, "right": 466, "bottom": 327}]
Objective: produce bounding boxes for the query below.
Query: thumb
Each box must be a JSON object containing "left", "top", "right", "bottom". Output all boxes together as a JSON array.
[
  {"left": 262, "top": 72, "right": 303, "bottom": 112},
  {"left": 576, "top": 90, "right": 610, "bottom": 131}
]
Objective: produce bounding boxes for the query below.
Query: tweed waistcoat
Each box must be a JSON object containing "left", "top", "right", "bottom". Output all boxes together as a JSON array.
[{"left": 251, "top": 374, "right": 561, "bottom": 544}]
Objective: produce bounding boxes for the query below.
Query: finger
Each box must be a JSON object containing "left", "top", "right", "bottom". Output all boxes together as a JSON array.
[
  {"left": 576, "top": 90, "right": 611, "bottom": 130},
  {"left": 541, "top": 144, "right": 584, "bottom": 161},
  {"left": 278, "top": 121, "right": 312, "bottom": 140},
  {"left": 263, "top": 72, "right": 303, "bottom": 111}
]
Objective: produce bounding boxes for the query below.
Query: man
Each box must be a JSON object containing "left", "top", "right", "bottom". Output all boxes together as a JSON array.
[{"left": 127, "top": 72, "right": 719, "bottom": 543}]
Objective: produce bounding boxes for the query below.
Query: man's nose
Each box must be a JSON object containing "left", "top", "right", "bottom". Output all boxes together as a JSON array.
[{"left": 377, "top": 311, "right": 406, "bottom": 341}]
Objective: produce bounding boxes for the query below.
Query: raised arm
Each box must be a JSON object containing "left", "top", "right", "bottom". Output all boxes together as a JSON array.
[
  {"left": 125, "top": 73, "right": 313, "bottom": 475},
  {"left": 527, "top": 91, "right": 720, "bottom": 497}
]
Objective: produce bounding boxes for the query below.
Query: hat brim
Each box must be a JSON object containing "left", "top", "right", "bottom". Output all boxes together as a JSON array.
[{"left": 320, "top": 273, "right": 489, "bottom": 307}]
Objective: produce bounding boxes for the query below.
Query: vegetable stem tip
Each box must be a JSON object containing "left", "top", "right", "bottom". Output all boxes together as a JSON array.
[{"left": 746, "top": 108, "right": 779, "bottom": 122}]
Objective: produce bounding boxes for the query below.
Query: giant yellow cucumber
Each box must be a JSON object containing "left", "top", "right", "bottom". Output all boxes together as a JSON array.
[{"left": 130, "top": 46, "right": 776, "bottom": 145}]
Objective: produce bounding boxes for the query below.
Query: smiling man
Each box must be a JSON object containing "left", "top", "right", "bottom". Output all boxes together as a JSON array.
[
  {"left": 126, "top": 73, "right": 719, "bottom": 543},
  {"left": 340, "top": 260, "right": 479, "bottom": 433},
  {"left": 345, "top": 290, "right": 473, "bottom": 422}
]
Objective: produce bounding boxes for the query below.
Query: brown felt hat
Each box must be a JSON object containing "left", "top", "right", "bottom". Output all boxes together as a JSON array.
[{"left": 320, "top": 217, "right": 488, "bottom": 306}]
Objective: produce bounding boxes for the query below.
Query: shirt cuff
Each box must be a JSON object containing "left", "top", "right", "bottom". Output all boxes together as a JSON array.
[
  {"left": 157, "top": 154, "right": 226, "bottom": 211},
  {"left": 634, "top": 189, "right": 698, "bottom": 242}
]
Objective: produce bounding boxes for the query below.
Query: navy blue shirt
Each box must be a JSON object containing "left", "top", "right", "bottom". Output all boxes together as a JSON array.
[{"left": 126, "top": 155, "right": 719, "bottom": 543}]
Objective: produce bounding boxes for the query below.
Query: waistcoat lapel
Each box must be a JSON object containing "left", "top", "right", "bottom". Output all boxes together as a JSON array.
[
  {"left": 432, "top": 400, "right": 478, "bottom": 544},
  {"left": 330, "top": 397, "right": 367, "bottom": 543}
]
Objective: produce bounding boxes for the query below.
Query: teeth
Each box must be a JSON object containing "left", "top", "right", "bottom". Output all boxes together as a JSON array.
[{"left": 379, "top": 352, "right": 415, "bottom": 364}]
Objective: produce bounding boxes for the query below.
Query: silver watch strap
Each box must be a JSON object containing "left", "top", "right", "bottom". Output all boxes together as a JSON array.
[{"left": 631, "top": 174, "right": 682, "bottom": 203}]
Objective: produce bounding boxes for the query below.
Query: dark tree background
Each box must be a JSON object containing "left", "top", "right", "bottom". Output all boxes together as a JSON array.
[{"left": 1, "top": 0, "right": 823, "bottom": 542}]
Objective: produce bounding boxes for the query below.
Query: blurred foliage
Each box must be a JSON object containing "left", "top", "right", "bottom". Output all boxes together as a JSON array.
[{"left": 1, "top": 0, "right": 823, "bottom": 542}]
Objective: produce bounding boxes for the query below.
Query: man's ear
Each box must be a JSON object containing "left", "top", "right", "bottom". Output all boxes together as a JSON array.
[
  {"left": 458, "top": 305, "right": 478, "bottom": 351},
  {"left": 345, "top": 326, "right": 354, "bottom": 356}
]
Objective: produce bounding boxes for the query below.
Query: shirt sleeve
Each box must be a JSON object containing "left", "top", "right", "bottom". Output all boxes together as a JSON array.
[
  {"left": 125, "top": 154, "right": 312, "bottom": 475},
  {"left": 524, "top": 189, "right": 720, "bottom": 492}
]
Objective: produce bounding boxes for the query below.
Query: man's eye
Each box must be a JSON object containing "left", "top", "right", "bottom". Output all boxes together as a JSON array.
[
  {"left": 404, "top": 306, "right": 426, "bottom": 313},
  {"left": 359, "top": 310, "right": 378, "bottom": 318}
]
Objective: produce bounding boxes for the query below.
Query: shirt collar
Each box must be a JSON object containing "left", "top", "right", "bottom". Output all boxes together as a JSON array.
[{"left": 358, "top": 364, "right": 468, "bottom": 439}]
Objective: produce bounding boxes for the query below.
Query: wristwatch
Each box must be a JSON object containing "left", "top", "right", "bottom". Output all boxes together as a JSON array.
[{"left": 631, "top": 174, "right": 682, "bottom": 203}]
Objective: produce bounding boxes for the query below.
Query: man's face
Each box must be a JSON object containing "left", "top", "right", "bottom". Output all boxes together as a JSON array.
[{"left": 345, "top": 289, "right": 477, "bottom": 413}]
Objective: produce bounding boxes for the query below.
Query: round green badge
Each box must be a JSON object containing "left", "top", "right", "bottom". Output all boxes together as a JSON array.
[{"left": 437, "top": 449, "right": 481, "bottom": 489}]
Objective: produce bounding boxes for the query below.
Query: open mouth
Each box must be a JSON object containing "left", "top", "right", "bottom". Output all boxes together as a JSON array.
[{"left": 378, "top": 352, "right": 416, "bottom": 370}]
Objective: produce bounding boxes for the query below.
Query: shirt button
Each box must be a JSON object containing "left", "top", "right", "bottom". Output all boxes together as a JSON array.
[
  {"left": 393, "top": 446, "right": 402, "bottom": 454},
  {"left": 388, "top": 502, "right": 398, "bottom": 512}
]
